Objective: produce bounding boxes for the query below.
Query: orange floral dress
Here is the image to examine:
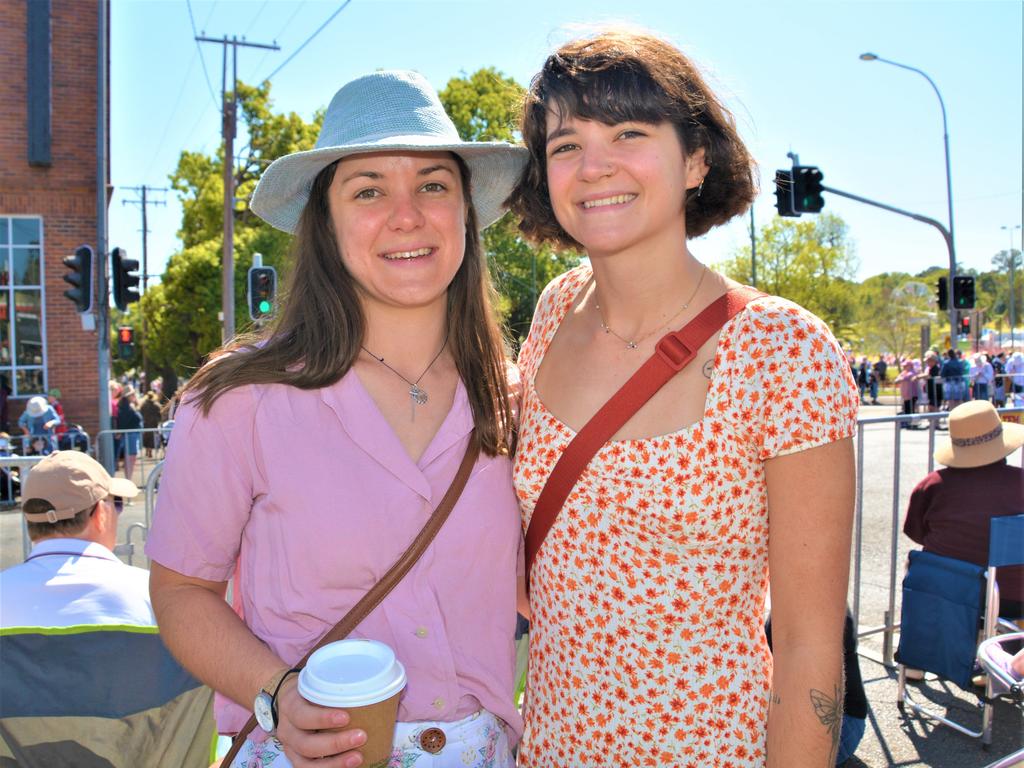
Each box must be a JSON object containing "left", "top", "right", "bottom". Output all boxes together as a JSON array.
[{"left": 513, "top": 266, "right": 859, "bottom": 767}]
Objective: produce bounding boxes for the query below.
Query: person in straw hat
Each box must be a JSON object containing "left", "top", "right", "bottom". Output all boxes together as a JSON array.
[
  {"left": 147, "top": 70, "right": 527, "bottom": 768},
  {"left": 904, "top": 400, "right": 1024, "bottom": 618}
]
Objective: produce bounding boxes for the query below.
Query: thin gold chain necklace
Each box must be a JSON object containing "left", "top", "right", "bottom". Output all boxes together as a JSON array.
[
  {"left": 594, "top": 264, "right": 708, "bottom": 350},
  {"left": 361, "top": 331, "right": 449, "bottom": 420}
]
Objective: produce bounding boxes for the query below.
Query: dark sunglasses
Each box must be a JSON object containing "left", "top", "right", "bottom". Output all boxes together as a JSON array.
[{"left": 108, "top": 496, "right": 124, "bottom": 514}]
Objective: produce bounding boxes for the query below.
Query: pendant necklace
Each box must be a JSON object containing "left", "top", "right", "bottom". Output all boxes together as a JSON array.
[
  {"left": 361, "top": 331, "right": 449, "bottom": 421},
  {"left": 595, "top": 264, "right": 708, "bottom": 350}
]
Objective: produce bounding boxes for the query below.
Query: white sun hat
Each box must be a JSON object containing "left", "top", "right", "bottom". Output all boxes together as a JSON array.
[{"left": 249, "top": 70, "right": 527, "bottom": 234}]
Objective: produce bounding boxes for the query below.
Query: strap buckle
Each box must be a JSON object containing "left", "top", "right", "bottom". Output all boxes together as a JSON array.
[{"left": 655, "top": 334, "right": 693, "bottom": 371}]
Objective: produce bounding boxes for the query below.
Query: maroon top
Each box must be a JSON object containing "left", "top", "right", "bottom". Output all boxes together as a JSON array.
[{"left": 904, "top": 459, "right": 1024, "bottom": 608}]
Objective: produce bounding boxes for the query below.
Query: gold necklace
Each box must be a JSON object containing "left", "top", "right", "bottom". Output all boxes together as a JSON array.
[
  {"left": 361, "top": 331, "right": 449, "bottom": 420},
  {"left": 594, "top": 265, "right": 708, "bottom": 350}
]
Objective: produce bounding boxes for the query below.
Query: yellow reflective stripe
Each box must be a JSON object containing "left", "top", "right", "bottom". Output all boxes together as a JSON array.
[{"left": 0, "top": 623, "right": 159, "bottom": 637}]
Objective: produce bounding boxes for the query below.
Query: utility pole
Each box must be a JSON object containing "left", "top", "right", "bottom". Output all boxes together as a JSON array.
[
  {"left": 196, "top": 35, "right": 279, "bottom": 344},
  {"left": 122, "top": 186, "right": 166, "bottom": 388},
  {"left": 96, "top": 0, "right": 112, "bottom": 470}
]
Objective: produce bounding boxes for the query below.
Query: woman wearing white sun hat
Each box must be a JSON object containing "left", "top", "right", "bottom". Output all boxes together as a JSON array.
[{"left": 146, "top": 70, "right": 528, "bottom": 768}]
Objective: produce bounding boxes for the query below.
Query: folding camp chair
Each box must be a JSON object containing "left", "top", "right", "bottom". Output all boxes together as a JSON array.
[
  {"left": 896, "top": 514, "right": 1024, "bottom": 748},
  {"left": 0, "top": 624, "right": 216, "bottom": 767}
]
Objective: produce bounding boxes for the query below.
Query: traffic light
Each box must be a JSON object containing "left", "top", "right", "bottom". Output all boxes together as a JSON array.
[
  {"left": 62, "top": 244, "right": 94, "bottom": 313},
  {"left": 111, "top": 247, "right": 140, "bottom": 311},
  {"left": 117, "top": 326, "right": 135, "bottom": 359},
  {"left": 248, "top": 266, "right": 277, "bottom": 321},
  {"left": 959, "top": 314, "right": 970, "bottom": 336},
  {"left": 791, "top": 166, "right": 825, "bottom": 213},
  {"left": 936, "top": 277, "right": 948, "bottom": 311},
  {"left": 773, "top": 170, "right": 798, "bottom": 217},
  {"left": 952, "top": 275, "right": 975, "bottom": 309}
]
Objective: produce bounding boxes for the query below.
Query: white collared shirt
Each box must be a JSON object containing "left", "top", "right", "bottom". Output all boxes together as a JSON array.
[{"left": 0, "top": 538, "right": 155, "bottom": 628}]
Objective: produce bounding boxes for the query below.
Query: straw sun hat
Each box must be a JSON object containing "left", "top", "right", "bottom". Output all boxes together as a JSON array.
[
  {"left": 249, "top": 70, "right": 527, "bottom": 234},
  {"left": 934, "top": 400, "right": 1024, "bottom": 469}
]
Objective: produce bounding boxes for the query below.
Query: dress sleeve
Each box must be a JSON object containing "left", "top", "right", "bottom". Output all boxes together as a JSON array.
[
  {"left": 144, "top": 385, "right": 261, "bottom": 582},
  {"left": 757, "top": 299, "right": 860, "bottom": 460},
  {"left": 902, "top": 475, "right": 934, "bottom": 545}
]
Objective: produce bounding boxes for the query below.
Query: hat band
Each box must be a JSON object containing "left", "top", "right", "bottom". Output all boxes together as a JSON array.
[{"left": 951, "top": 424, "right": 1003, "bottom": 448}]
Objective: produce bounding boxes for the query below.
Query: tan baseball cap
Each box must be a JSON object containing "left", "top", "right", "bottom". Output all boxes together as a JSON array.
[{"left": 22, "top": 451, "right": 139, "bottom": 524}]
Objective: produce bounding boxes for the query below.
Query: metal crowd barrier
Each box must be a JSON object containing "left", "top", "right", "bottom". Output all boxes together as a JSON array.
[
  {"left": 851, "top": 406, "right": 1024, "bottom": 667},
  {"left": 91, "top": 427, "right": 169, "bottom": 485}
]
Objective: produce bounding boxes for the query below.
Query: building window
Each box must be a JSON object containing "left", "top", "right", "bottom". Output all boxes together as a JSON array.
[{"left": 0, "top": 216, "right": 46, "bottom": 398}]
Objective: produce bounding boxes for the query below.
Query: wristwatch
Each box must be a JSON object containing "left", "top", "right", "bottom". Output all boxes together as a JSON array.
[{"left": 254, "top": 667, "right": 298, "bottom": 735}]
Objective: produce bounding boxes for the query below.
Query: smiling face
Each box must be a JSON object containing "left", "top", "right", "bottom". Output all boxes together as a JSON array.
[
  {"left": 544, "top": 111, "right": 708, "bottom": 258},
  {"left": 327, "top": 150, "right": 467, "bottom": 315}
]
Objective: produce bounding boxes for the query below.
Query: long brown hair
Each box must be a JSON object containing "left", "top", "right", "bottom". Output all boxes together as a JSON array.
[
  {"left": 508, "top": 29, "right": 757, "bottom": 248},
  {"left": 183, "top": 155, "right": 513, "bottom": 456}
]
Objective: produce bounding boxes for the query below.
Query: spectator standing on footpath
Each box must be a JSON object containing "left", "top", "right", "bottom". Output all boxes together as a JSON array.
[
  {"left": 971, "top": 353, "right": 994, "bottom": 402},
  {"left": 941, "top": 349, "right": 968, "bottom": 410},
  {"left": 873, "top": 355, "right": 888, "bottom": 385},
  {"left": 46, "top": 389, "right": 67, "bottom": 439},
  {"left": 139, "top": 390, "right": 163, "bottom": 458},
  {"left": 1006, "top": 351, "right": 1024, "bottom": 402},
  {"left": 903, "top": 400, "right": 1024, "bottom": 618},
  {"left": 115, "top": 387, "right": 143, "bottom": 480},
  {"left": 894, "top": 360, "right": 919, "bottom": 426}
]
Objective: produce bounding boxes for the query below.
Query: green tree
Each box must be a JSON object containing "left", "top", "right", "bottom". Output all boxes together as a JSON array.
[
  {"left": 718, "top": 213, "right": 859, "bottom": 341},
  {"left": 438, "top": 69, "right": 580, "bottom": 343},
  {"left": 855, "top": 273, "right": 937, "bottom": 359},
  {"left": 142, "top": 80, "right": 319, "bottom": 382}
]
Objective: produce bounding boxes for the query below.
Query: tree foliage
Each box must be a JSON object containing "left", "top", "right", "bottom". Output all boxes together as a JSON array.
[
  {"left": 717, "top": 213, "right": 859, "bottom": 342},
  {"left": 438, "top": 69, "right": 579, "bottom": 343}
]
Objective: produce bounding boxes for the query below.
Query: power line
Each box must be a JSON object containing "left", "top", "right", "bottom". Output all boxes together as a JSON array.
[
  {"left": 247, "top": 0, "right": 305, "bottom": 82},
  {"left": 143, "top": 50, "right": 199, "bottom": 183},
  {"left": 242, "top": 0, "right": 269, "bottom": 37},
  {"left": 185, "top": 0, "right": 219, "bottom": 108},
  {"left": 264, "top": 0, "right": 353, "bottom": 83}
]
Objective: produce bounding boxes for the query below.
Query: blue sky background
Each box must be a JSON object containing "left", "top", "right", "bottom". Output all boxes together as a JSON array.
[{"left": 108, "top": 0, "right": 1023, "bottom": 285}]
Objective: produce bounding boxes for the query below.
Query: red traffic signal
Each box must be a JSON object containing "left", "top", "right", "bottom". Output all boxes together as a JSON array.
[{"left": 117, "top": 326, "right": 135, "bottom": 359}]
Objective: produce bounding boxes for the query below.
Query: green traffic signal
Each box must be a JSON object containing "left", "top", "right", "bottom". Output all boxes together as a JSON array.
[{"left": 259, "top": 300, "right": 272, "bottom": 314}]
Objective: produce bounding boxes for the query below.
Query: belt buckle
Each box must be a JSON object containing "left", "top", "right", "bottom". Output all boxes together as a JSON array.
[{"left": 418, "top": 726, "right": 446, "bottom": 754}]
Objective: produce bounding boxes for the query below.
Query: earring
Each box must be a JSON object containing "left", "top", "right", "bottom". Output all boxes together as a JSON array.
[{"left": 696, "top": 179, "right": 705, "bottom": 198}]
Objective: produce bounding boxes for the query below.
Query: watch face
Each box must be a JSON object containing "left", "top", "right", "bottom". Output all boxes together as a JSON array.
[{"left": 254, "top": 692, "right": 276, "bottom": 733}]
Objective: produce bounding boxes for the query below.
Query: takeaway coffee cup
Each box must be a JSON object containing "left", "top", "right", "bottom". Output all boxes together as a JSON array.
[{"left": 298, "top": 639, "right": 407, "bottom": 768}]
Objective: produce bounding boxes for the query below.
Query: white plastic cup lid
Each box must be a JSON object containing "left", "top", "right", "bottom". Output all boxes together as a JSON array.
[{"left": 298, "top": 639, "right": 407, "bottom": 708}]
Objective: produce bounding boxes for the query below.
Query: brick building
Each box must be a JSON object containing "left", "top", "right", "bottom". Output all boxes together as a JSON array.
[{"left": 0, "top": 0, "right": 105, "bottom": 437}]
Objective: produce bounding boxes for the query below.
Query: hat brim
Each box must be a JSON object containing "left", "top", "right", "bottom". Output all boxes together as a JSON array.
[
  {"left": 250, "top": 138, "right": 528, "bottom": 234},
  {"left": 108, "top": 476, "right": 141, "bottom": 499},
  {"left": 934, "top": 421, "right": 1024, "bottom": 468}
]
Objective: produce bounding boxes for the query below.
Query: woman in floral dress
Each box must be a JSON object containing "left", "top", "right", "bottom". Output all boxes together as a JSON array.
[{"left": 507, "top": 30, "right": 859, "bottom": 767}]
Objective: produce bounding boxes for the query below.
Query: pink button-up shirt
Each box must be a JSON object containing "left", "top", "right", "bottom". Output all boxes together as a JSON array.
[{"left": 145, "top": 372, "right": 523, "bottom": 740}]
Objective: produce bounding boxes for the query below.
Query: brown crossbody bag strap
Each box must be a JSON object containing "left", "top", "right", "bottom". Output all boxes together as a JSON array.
[{"left": 221, "top": 432, "right": 480, "bottom": 767}]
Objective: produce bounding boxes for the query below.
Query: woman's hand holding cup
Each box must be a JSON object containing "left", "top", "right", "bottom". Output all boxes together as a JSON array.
[{"left": 275, "top": 676, "right": 367, "bottom": 768}]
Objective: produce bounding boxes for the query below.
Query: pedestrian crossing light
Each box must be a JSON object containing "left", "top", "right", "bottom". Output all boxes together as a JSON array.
[
  {"left": 960, "top": 314, "right": 970, "bottom": 336},
  {"left": 248, "top": 266, "right": 277, "bottom": 321},
  {"left": 117, "top": 326, "right": 135, "bottom": 359},
  {"left": 936, "top": 277, "right": 948, "bottom": 312}
]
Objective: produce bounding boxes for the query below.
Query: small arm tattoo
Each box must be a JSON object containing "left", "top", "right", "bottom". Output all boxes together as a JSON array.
[
  {"left": 702, "top": 359, "right": 714, "bottom": 379},
  {"left": 809, "top": 684, "right": 843, "bottom": 766},
  {"left": 770, "top": 691, "right": 782, "bottom": 705}
]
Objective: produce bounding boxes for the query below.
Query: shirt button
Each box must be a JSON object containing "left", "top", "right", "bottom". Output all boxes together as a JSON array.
[
  {"left": 432, "top": 697, "right": 445, "bottom": 710},
  {"left": 415, "top": 627, "right": 429, "bottom": 639}
]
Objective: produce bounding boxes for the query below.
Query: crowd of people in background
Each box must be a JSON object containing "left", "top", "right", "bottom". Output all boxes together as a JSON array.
[{"left": 850, "top": 350, "right": 1024, "bottom": 426}]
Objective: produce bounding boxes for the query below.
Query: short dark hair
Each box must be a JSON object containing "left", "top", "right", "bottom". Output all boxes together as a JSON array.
[
  {"left": 24, "top": 498, "right": 93, "bottom": 540},
  {"left": 507, "top": 29, "right": 758, "bottom": 248}
]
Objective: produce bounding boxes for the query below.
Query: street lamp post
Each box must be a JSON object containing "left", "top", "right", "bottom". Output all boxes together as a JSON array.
[
  {"left": 1003, "top": 224, "right": 1021, "bottom": 349},
  {"left": 859, "top": 53, "right": 957, "bottom": 342}
]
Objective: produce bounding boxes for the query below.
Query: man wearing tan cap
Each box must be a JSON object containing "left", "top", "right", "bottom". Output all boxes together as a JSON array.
[
  {"left": 0, "top": 451, "right": 216, "bottom": 766},
  {"left": 0, "top": 450, "right": 150, "bottom": 627},
  {"left": 903, "top": 401, "right": 1024, "bottom": 617}
]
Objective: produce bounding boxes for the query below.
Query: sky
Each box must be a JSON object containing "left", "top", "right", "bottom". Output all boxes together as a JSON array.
[{"left": 108, "top": 0, "right": 1023, "bottom": 288}]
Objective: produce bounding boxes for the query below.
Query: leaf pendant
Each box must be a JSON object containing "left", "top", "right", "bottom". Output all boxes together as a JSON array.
[{"left": 409, "top": 384, "right": 428, "bottom": 406}]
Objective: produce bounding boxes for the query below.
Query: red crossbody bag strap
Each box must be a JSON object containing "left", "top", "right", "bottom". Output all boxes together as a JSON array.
[{"left": 525, "top": 286, "right": 764, "bottom": 585}]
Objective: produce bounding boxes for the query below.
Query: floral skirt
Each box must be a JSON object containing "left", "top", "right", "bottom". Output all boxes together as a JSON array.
[{"left": 229, "top": 710, "right": 514, "bottom": 768}]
